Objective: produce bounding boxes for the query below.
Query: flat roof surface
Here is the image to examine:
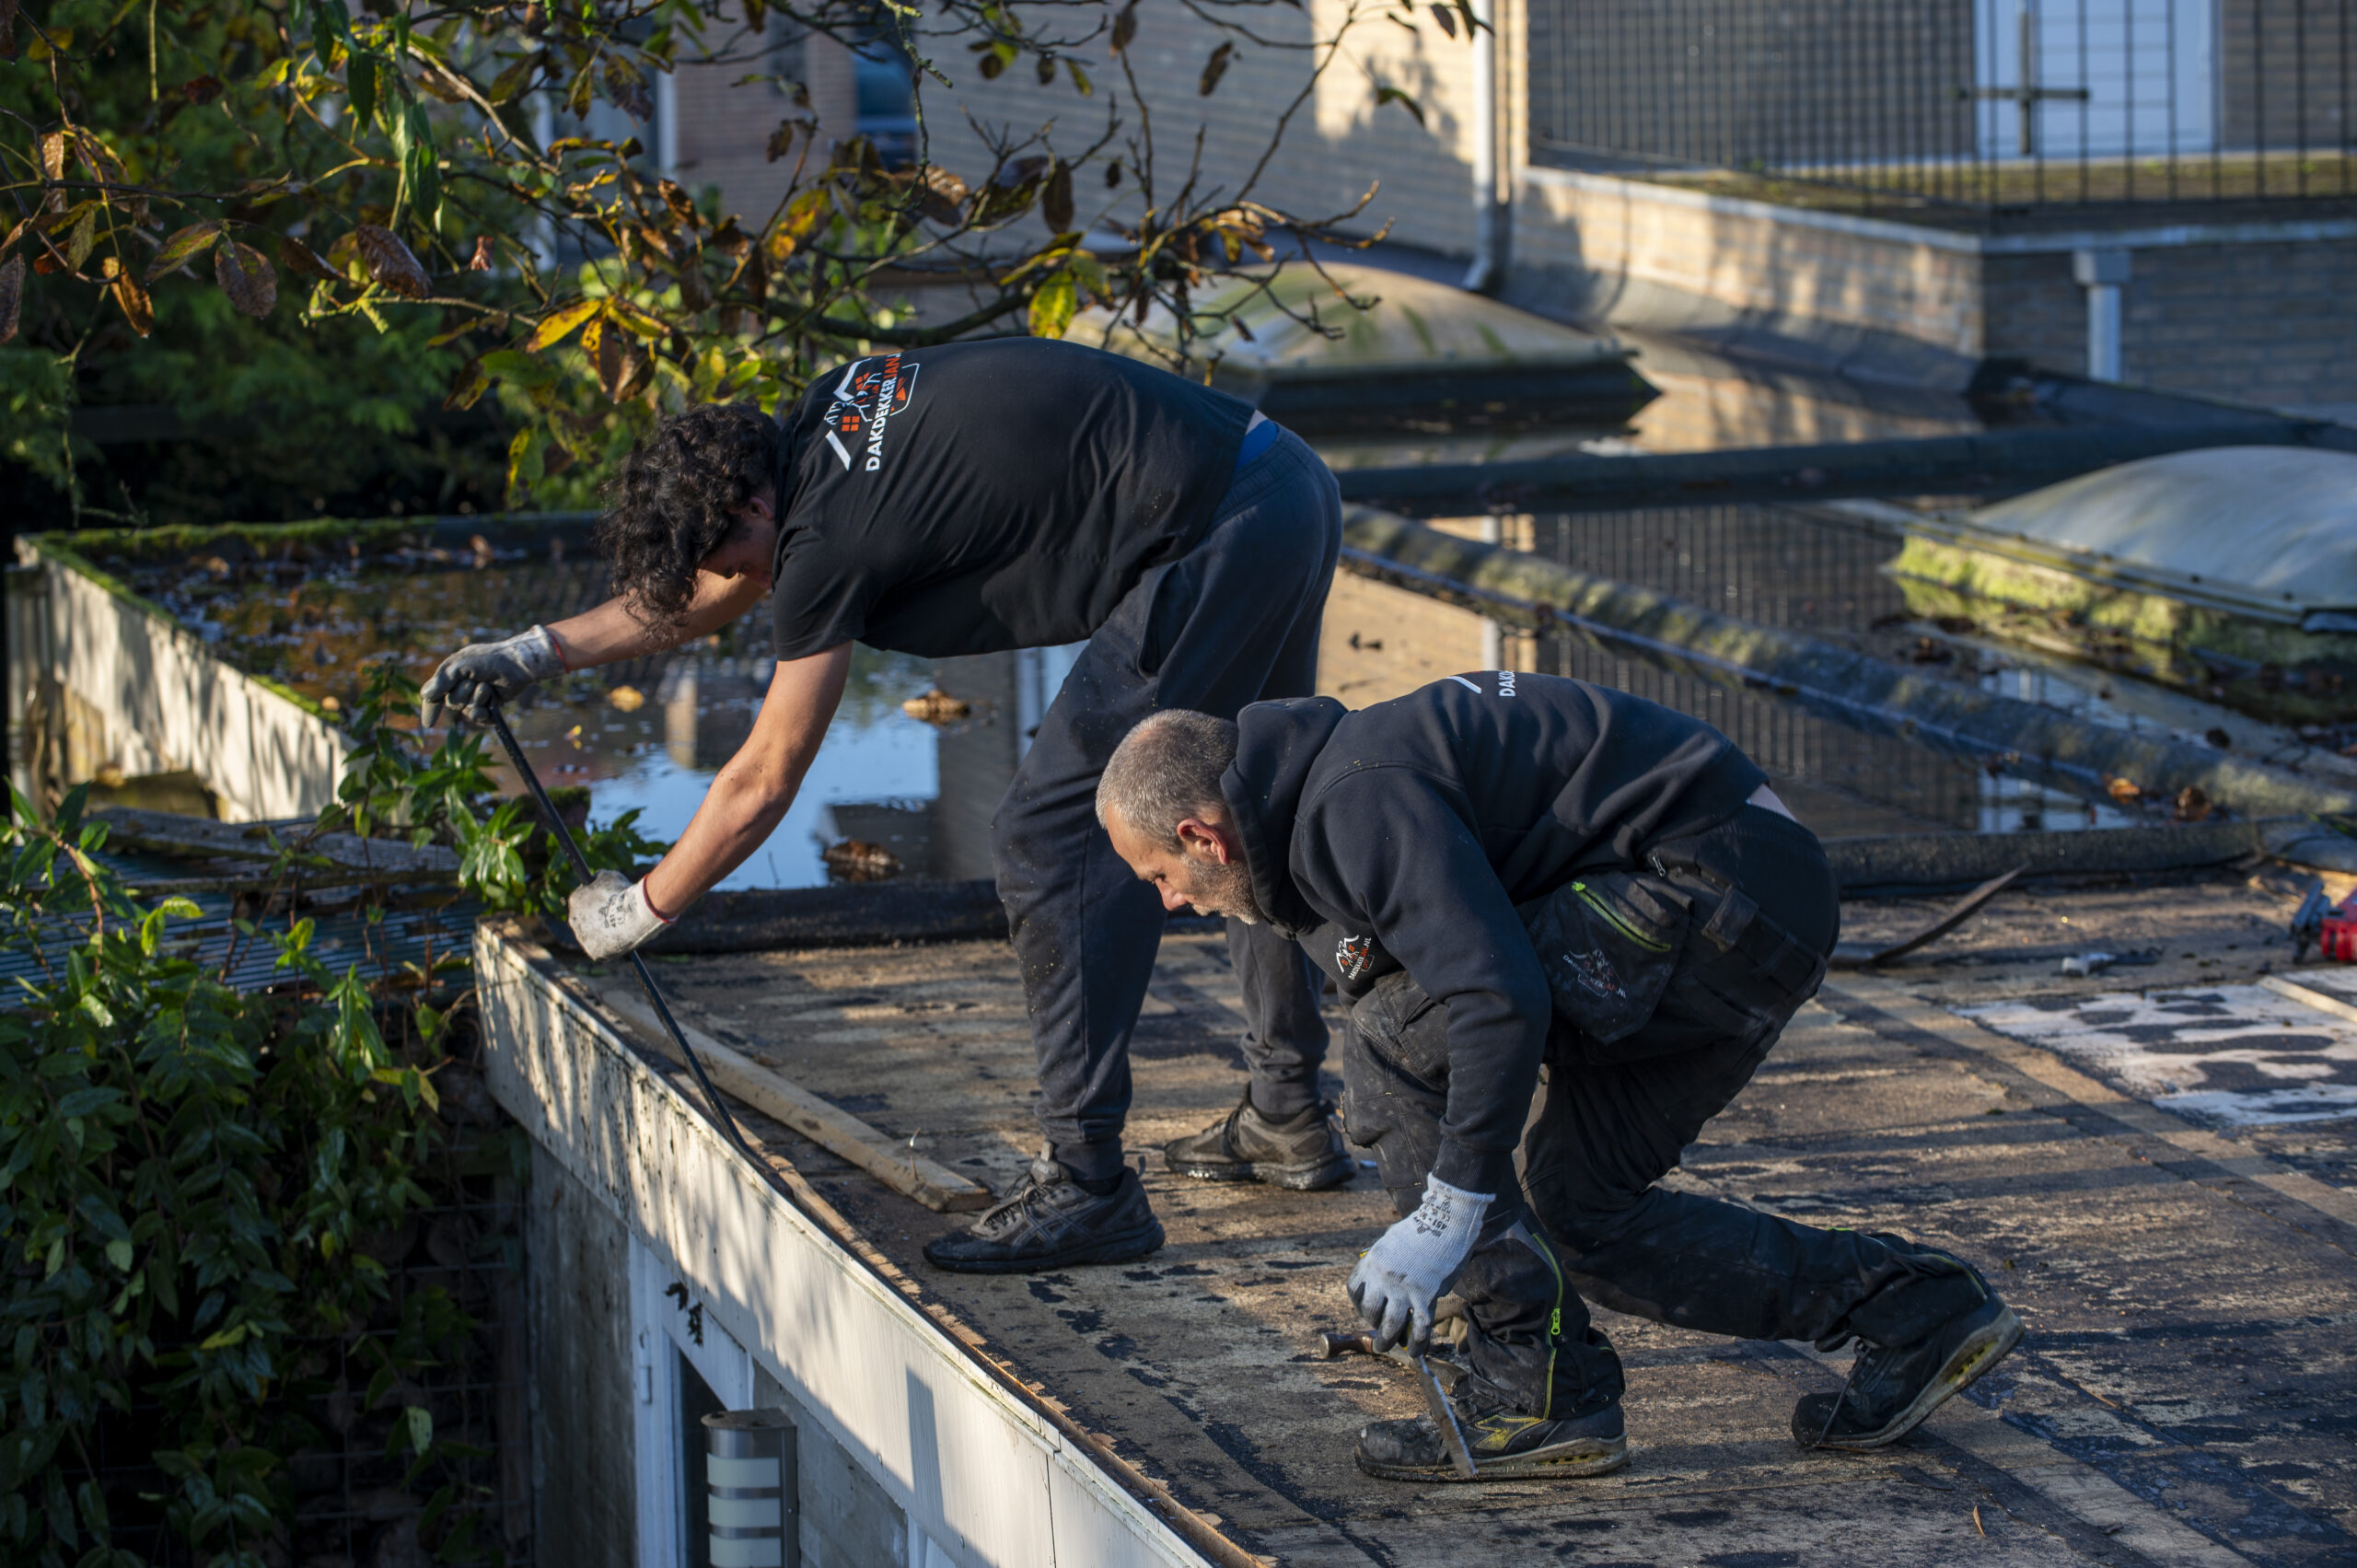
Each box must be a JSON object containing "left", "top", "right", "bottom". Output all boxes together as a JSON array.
[{"left": 561, "top": 865, "right": 2357, "bottom": 1565}]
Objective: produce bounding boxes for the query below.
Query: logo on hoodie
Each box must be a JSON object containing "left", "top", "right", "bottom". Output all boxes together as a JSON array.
[
  {"left": 1335, "top": 934, "right": 1374, "bottom": 981},
  {"left": 821, "top": 354, "right": 920, "bottom": 472}
]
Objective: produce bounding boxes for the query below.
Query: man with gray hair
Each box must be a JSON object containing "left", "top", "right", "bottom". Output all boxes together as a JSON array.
[{"left": 1099, "top": 678, "right": 2020, "bottom": 1481}]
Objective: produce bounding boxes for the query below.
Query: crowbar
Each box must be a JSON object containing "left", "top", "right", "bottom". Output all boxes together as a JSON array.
[
  {"left": 1413, "top": 1353, "right": 1478, "bottom": 1481},
  {"left": 482, "top": 699, "right": 756, "bottom": 1160}
]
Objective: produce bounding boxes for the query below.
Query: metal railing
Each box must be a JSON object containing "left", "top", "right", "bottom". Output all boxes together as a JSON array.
[{"left": 1527, "top": 0, "right": 2356, "bottom": 214}]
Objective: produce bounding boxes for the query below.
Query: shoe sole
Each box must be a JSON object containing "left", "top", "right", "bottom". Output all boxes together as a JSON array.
[
  {"left": 1164, "top": 1152, "right": 1356, "bottom": 1191},
  {"left": 1804, "top": 1306, "right": 2024, "bottom": 1452},
  {"left": 923, "top": 1218, "right": 1167, "bottom": 1275},
  {"left": 1356, "top": 1433, "right": 1631, "bottom": 1483}
]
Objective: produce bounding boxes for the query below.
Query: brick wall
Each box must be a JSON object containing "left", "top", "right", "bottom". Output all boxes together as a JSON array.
[
  {"left": 921, "top": 1, "right": 1490, "bottom": 257},
  {"left": 1980, "top": 250, "right": 2085, "bottom": 374},
  {"left": 2220, "top": 0, "right": 2353, "bottom": 151},
  {"left": 669, "top": 18, "right": 853, "bottom": 224},
  {"left": 2121, "top": 238, "right": 2357, "bottom": 408},
  {"left": 1512, "top": 172, "right": 1989, "bottom": 368}
]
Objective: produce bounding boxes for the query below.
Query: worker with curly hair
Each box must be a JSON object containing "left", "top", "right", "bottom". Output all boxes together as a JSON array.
[{"left": 421, "top": 337, "right": 1350, "bottom": 1272}]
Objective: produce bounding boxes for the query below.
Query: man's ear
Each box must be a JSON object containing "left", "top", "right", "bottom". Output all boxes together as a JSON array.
[{"left": 1173, "top": 817, "right": 1232, "bottom": 865}]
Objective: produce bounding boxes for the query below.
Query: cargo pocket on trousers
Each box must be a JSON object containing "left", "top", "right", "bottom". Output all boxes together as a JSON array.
[
  {"left": 1519, "top": 873, "right": 1689, "bottom": 1047},
  {"left": 1132, "top": 556, "right": 1201, "bottom": 679}
]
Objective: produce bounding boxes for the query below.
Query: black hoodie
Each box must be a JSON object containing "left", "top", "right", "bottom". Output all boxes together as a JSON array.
[{"left": 1220, "top": 672, "right": 1764, "bottom": 1197}]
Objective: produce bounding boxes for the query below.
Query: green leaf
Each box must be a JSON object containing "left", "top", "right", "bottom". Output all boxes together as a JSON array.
[
  {"left": 1375, "top": 85, "right": 1426, "bottom": 128},
  {"left": 64, "top": 206, "right": 98, "bottom": 272},
  {"left": 105, "top": 1239, "right": 133, "bottom": 1272},
  {"left": 348, "top": 51, "right": 377, "bottom": 131},
  {"left": 199, "top": 1322, "right": 250, "bottom": 1352},
  {"left": 403, "top": 1404, "right": 433, "bottom": 1456},
  {"left": 145, "top": 221, "right": 224, "bottom": 282},
  {"left": 53, "top": 1086, "right": 121, "bottom": 1118}
]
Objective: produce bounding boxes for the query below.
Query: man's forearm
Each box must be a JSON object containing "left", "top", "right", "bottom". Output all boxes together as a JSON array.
[
  {"left": 642, "top": 763, "right": 799, "bottom": 912},
  {"left": 636, "top": 645, "right": 850, "bottom": 914},
  {"left": 547, "top": 573, "right": 766, "bottom": 669}
]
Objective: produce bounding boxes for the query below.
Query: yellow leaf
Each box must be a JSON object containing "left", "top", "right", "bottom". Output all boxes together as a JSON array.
[
  {"left": 526, "top": 298, "right": 601, "bottom": 353},
  {"left": 1028, "top": 272, "right": 1078, "bottom": 340}
]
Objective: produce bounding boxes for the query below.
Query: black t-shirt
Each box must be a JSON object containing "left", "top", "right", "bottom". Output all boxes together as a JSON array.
[{"left": 767, "top": 339, "right": 1254, "bottom": 660}]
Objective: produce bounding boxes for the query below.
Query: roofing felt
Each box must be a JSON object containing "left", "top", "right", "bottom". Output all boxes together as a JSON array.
[{"left": 1960, "top": 445, "right": 2357, "bottom": 618}]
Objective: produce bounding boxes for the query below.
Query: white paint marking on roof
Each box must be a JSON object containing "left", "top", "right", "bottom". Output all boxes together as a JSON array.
[{"left": 1962, "top": 983, "right": 2357, "bottom": 1126}]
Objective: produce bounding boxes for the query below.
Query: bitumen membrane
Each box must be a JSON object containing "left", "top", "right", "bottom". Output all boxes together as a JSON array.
[{"left": 553, "top": 863, "right": 2357, "bottom": 1566}]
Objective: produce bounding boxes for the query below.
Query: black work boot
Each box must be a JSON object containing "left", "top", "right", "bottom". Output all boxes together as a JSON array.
[
  {"left": 923, "top": 1155, "right": 1165, "bottom": 1274},
  {"left": 1793, "top": 1288, "right": 2024, "bottom": 1451},
  {"left": 1162, "top": 1095, "right": 1353, "bottom": 1191},
  {"left": 1356, "top": 1388, "right": 1629, "bottom": 1482}
]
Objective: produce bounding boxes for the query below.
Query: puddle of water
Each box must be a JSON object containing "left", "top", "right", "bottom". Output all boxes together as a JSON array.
[
  {"left": 108, "top": 547, "right": 940, "bottom": 889},
  {"left": 490, "top": 647, "right": 938, "bottom": 891}
]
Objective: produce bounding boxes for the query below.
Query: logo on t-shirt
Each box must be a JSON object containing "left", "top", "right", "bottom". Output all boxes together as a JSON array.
[{"left": 821, "top": 354, "right": 921, "bottom": 473}]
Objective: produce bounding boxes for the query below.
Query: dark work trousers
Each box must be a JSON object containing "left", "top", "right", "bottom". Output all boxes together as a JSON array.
[
  {"left": 993, "top": 430, "right": 1340, "bottom": 1184},
  {"left": 1344, "top": 805, "right": 1987, "bottom": 1418}
]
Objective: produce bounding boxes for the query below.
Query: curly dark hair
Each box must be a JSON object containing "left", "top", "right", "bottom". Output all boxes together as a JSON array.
[{"left": 595, "top": 401, "right": 787, "bottom": 625}]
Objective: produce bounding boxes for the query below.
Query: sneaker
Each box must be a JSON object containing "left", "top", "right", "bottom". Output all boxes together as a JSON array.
[
  {"left": 1792, "top": 1293, "right": 2024, "bottom": 1451},
  {"left": 922, "top": 1156, "right": 1165, "bottom": 1274},
  {"left": 1162, "top": 1096, "right": 1354, "bottom": 1191},
  {"left": 1355, "top": 1392, "right": 1629, "bottom": 1483}
]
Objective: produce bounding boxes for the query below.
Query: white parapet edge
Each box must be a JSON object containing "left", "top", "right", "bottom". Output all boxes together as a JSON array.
[
  {"left": 474, "top": 920, "right": 1220, "bottom": 1568},
  {"left": 20, "top": 543, "right": 347, "bottom": 820}
]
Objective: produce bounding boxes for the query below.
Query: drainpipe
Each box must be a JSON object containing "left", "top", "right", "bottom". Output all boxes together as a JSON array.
[
  {"left": 1459, "top": 0, "right": 1509, "bottom": 295},
  {"left": 1478, "top": 517, "right": 1505, "bottom": 669},
  {"left": 655, "top": 69, "right": 679, "bottom": 180},
  {"left": 2072, "top": 249, "right": 2130, "bottom": 383}
]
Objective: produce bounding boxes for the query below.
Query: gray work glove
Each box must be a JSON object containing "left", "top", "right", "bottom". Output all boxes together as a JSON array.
[
  {"left": 420, "top": 624, "right": 565, "bottom": 728},
  {"left": 1349, "top": 1174, "right": 1491, "bottom": 1356},
  {"left": 567, "top": 869, "right": 671, "bottom": 960}
]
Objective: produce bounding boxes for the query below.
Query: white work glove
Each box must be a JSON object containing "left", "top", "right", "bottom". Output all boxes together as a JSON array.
[
  {"left": 420, "top": 624, "right": 566, "bottom": 728},
  {"left": 568, "top": 870, "right": 671, "bottom": 960},
  {"left": 1349, "top": 1174, "right": 1492, "bottom": 1356}
]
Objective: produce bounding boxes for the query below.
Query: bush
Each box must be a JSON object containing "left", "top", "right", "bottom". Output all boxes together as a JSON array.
[{"left": 0, "top": 666, "right": 660, "bottom": 1565}]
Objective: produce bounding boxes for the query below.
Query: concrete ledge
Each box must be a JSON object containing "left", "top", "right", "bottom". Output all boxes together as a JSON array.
[
  {"left": 1522, "top": 165, "right": 2357, "bottom": 257},
  {"left": 18, "top": 543, "right": 345, "bottom": 819},
  {"left": 475, "top": 920, "right": 1234, "bottom": 1568}
]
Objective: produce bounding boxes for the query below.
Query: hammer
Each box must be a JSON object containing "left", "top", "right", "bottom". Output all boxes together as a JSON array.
[{"left": 1318, "top": 1330, "right": 1379, "bottom": 1359}]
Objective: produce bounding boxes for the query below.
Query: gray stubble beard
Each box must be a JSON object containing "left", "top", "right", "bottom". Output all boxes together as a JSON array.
[{"left": 1185, "top": 856, "right": 1269, "bottom": 927}]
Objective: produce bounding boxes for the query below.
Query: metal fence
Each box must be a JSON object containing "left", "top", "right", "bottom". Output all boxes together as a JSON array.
[
  {"left": 1527, "top": 0, "right": 2357, "bottom": 212},
  {"left": 1521, "top": 502, "right": 2142, "bottom": 833}
]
